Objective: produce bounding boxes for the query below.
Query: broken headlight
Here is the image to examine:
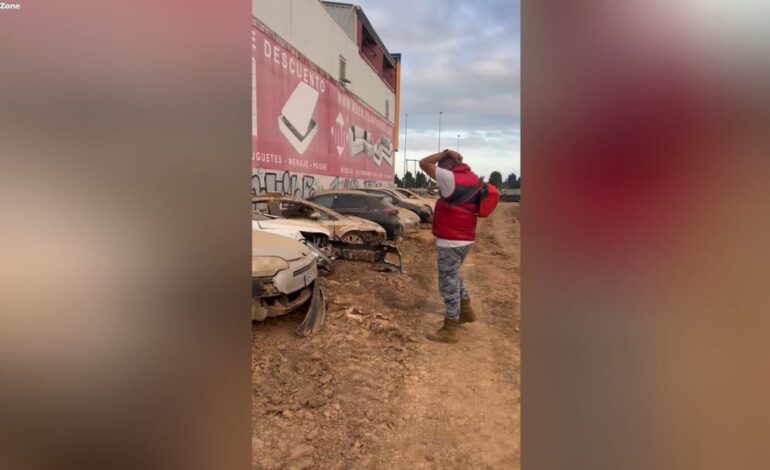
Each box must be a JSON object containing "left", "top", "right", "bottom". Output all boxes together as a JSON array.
[{"left": 251, "top": 256, "right": 290, "bottom": 277}]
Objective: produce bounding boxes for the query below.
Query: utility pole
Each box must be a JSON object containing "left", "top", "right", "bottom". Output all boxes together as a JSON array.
[
  {"left": 437, "top": 111, "right": 443, "bottom": 151},
  {"left": 457, "top": 134, "right": 460, "bottom": 151},
  {"left": 402, "top": 113, "right": 408, "bottom": 188}
]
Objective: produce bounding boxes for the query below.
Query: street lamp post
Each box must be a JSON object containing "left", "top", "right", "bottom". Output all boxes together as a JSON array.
[
  {"left": 403, "top": 113, "right": 408, "bottom": 188},
  {"left": 406, "top": 158, "right": 419, "bottom": 188},
  {"left": 437, "top": 111, "right": 443, "bottom": 151}
]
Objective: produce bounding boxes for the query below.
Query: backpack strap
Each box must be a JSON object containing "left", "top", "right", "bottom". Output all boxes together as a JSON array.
[
  {"left": 449, "top": 183, "right": 482, "bottom": 206},
  {"left": 448, "top": 182, "right": 484, "bottom": 215}
]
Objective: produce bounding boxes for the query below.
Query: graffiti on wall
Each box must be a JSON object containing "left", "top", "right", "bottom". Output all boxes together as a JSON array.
[
  {"left": 251, "top": 171, "right": 390, "bottom": 199},
  {"left": 329, "top": 177, "right": 359, "bottom": 190},
  {"left": 328, "top": 177, "right": 384, "bottom": 190},
  {"left": 252, "top": 170, "right": 318, "bottom": 199}
]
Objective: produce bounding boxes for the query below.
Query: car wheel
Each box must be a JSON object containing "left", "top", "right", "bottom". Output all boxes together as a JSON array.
[{"left": 341, "top": 231, "right": 365, "bottom": 244}]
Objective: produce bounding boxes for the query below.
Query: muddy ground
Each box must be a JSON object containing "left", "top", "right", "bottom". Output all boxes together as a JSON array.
[{"left": 252, "top": 203, "right": 520, "bottom": 469}]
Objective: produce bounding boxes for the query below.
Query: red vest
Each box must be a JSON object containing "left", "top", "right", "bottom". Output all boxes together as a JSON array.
[{"left": 432, "top": 164, "right": 479, "bottom": 241}]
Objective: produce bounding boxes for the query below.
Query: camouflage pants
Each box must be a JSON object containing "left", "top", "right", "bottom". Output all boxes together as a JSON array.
[{"left": 437, "top": 244, "right": 473, "bottom": 320}]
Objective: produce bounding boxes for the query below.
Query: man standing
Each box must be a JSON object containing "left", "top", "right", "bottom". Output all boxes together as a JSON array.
[{"left": 419, "top": 149, "right": 479, "bottom": 343}]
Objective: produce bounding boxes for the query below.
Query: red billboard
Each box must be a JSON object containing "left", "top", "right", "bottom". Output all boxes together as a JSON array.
[{"left": 252, "top": 23, "right": 395, "bottom": 183}]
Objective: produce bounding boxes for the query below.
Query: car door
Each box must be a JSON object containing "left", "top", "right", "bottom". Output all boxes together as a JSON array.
[
  {"left": 303, "top": 196, "right": 338, "bottom": 238},
  {"left": 278, "top": 201, "right": 321, "bottom": 224}
]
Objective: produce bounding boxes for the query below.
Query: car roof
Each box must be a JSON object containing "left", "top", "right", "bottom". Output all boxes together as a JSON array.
[
  {"left": 251, "top": 194, "right": 337, "bottom": 213},
  {"left": 312, "top": 189, "right": 383, "bottom": 198},
  {"left": 360, "top": 188, "right": 394, "bottom": 193}
]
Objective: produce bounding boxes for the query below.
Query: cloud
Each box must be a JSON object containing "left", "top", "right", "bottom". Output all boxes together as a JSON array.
[
  {"left": 355, "top": 0, "right": 521, "bottom": 175},
  {"left": 475, "top": 59, "right": 514, "bottom": 79}
]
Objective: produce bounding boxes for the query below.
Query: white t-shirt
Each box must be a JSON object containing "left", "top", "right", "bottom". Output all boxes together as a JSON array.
[{"left": 434, "top": 167, "right": 474, "bottom": 248}]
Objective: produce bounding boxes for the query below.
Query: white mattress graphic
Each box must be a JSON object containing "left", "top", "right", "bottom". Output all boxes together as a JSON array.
[{"left": 278, "top": 82, "right": 319, "bottom": 154}]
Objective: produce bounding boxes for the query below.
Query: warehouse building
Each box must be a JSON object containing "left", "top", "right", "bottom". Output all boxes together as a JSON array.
[{"left": 252, "top": 0, "right": 401, "bottom": 198}]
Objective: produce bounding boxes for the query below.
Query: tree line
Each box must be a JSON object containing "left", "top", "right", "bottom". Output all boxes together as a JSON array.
[{"left": 395, "top": 171, "right": 520, "bottom": 189}]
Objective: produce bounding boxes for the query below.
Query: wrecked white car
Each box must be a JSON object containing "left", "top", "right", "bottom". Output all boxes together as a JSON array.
[
  {"left": 251, "top": 211, "right": 332, "bottom": 256},
  {"left": 252, "top": 230, "right": 325, "bottom": 336},
  {"left": 252, "top": 212, "right": 333, "bottom": 273}
]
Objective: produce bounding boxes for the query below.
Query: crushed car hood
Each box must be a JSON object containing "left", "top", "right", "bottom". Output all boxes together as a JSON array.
[
  {"left": 254, "top": 218, "right": 331, "bottom": 237},
  {"left": 252, "top": 231, "right": 309, "bottom": 260},
  {"left": 252, "top": 221, "right": 303, "bottom": 241}
]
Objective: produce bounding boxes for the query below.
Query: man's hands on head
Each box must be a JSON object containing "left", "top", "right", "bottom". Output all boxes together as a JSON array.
[
  {"left": 442, "top": 149, "right": 463, "bottom": 163},
  {"left": 420, "top": 149, "right": 463, "bottom": 180}
]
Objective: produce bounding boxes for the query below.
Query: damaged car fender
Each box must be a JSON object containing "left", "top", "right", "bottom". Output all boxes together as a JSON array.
[{"left": 252, "top": 231, "right": 324, "bottom": 334}]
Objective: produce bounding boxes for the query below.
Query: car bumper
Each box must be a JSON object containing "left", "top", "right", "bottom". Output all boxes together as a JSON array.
[
  {"left": 252, "top": 256, "right": 318, "bottom": 321},
  {"left": 401, "top": 219, "right": 420, "bottom": 233}
]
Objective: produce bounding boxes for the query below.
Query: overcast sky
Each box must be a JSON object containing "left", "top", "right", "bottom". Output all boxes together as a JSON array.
[{"left": 356, "top": 0, "right": 520, "bottom": 180}]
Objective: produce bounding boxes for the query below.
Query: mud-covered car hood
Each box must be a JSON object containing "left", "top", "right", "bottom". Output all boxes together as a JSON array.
[
  {"left": 254, "top": 218, "right": 331, "bottom": 237},
  {"left": 252, "top": 231, "right": 309, "bottom": 260},
  {"left": 338, "top": 215, "right": 386, "bottom": 232},
  {"left": 252, "top": 221, "right": 303, "bottom": 241}
]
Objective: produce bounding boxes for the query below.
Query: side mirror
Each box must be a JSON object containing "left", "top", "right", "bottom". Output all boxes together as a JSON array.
[{"left": 309, "top": 211, "right": 322, "bottom": 220}]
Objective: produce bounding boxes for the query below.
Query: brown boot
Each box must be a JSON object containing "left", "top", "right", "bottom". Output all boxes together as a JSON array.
[
  {"left": 459, "top": 298, "right": 476, "bottom": 324},
  {"left": 426, "top": 318, "right": 459, "bottom": 343}
]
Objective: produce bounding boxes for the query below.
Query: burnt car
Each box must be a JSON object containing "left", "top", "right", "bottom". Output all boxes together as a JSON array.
[
  {"left": 252, "top": 194, "right": 387, "bottom": 245},
  {"left": 356, "top": 188, "right": 432, "bottom": 224},
  {"left": 308, "top": 191, "right": 404, "bottom": 240}
]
